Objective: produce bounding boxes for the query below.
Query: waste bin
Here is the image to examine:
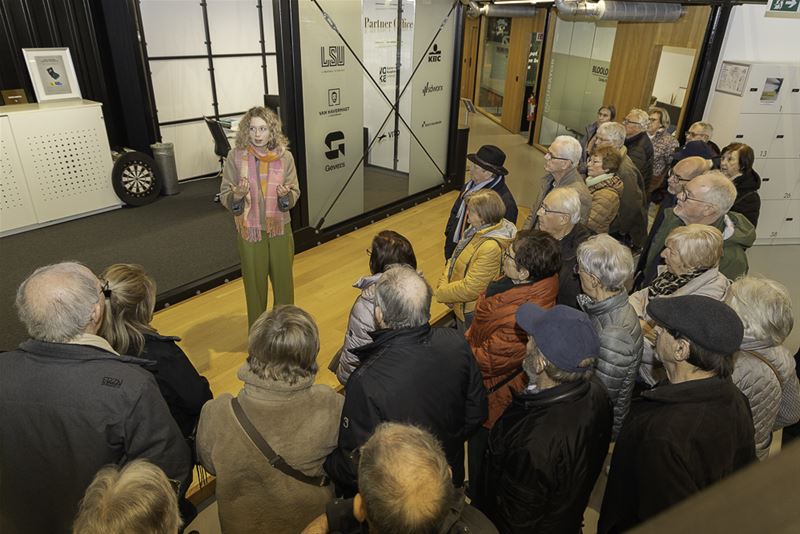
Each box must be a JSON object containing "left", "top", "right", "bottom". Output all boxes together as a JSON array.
[{"left": 151, "top": 142, "right": 180, "bottom": 196}]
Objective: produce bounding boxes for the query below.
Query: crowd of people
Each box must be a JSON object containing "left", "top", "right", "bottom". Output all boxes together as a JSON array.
[{"left": 1, "top": 104, "right": 798, "bottom": 534}]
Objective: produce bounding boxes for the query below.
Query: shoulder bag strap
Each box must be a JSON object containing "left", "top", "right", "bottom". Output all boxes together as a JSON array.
[
  {"left": 743, "top": 350, "right": 783, "bottom": 387},
  {"left": 463, "top": 237, "right": 503, "bottom": 275},
  {"left": 231, "top": 397, "right": 330, "bottom": 487},
  {"left": 486, "top": 366, "right": 525, "bottom": 395}
]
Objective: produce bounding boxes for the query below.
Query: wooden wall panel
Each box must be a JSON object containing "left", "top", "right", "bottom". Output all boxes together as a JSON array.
[
  {"left": 461, "top": 16, "right": 480, "bottom": 100},
  {"left": 604, "top": 6, "right": 711, "bottom": 132}
]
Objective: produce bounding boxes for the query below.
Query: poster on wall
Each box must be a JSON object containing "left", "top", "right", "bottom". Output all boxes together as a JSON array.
[
  {"left": 408, "top": 0, "right": 456, "bottom": 193},
  {"left": 715, "top": 61, "right": 750, "bottom": 96},
  {"left": 22, "top": 48, "right": 82, "bottom": 102},
  {"left": 363, "top": 0, "right": 414, "bottom": 173},
  {"left": 298, "top": 0, "right": 365, "bottom": 229}
]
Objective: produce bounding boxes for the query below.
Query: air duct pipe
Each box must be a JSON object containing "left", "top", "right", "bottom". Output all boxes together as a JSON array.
[
  {"left": 554, "top": 0, "right": 686, "bottom": 22},
  {"left": 466, "top": 1, "right": 537, "bottom": 18}
]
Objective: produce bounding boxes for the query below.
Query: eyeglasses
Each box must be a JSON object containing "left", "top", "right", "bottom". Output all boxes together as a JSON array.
[
  {"left": 623, "top": 119, "right": 645, "bottom": 127},
  {"left": 544, "top": 151, "right": 571, "bottom": 162},
  {"left": 677, "top": 186, "right": 716, "bottom": 207},
  {"left": 249, "top": 126, "right": 269, "bottom": 134},
  {"left": 539, "top": 205, "right": 569, "bottom": 216},
  {"left": 648, "top": 117, "right": 660, "bottom": 123},
  {"left": 668, "top": 169, "right": 692, "bottom": 183},
  {"left": 685, "top": 130, "right": 706, "bottom": 139},
  {"left": 100, "top": 280, "right": 112, "bottom": 299}
]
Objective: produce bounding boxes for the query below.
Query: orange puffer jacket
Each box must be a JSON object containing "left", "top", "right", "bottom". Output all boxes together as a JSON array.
[{"left": 466, "top": 275, "right": 559, "bottom": 429}]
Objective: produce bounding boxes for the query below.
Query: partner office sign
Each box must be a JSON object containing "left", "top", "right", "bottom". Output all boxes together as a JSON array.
[{"left": 299, "top": 1, "right": 364, "bottom": 228}]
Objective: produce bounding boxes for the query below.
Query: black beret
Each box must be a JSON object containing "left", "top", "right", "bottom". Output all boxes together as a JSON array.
[{"left": 647, "top": 295, "right": 743, "bottom": 355}]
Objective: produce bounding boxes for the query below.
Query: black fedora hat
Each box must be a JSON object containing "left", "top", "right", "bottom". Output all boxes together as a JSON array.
[{"left": 467, "top": 145, "right": 508, "bottom": 176}]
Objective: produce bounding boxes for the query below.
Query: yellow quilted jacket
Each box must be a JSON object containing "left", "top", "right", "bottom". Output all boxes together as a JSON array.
[{"left": 436, "top": 219, "right": 517, "bottom": 321}]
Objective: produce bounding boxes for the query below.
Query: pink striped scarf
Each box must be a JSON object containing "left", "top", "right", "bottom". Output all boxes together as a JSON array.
[{"left": 236, "top": 147, "right": 288, "bottom": 242}]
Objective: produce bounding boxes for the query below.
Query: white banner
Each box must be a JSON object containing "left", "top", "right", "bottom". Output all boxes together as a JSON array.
[
  {"left": 362, "top": 0, "right": 414, "bottom": 173},
  {"left": 298, "top": 0, "right": 365, "bottom": 228}
]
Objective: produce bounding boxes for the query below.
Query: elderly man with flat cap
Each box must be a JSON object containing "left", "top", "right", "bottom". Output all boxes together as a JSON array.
[
  {"left": 598, "top": 295, "right": 756, "bottom": 534},
  {"left": 444, "top": 145, "right": 518, "bottom": 259},
  {"left": 477, "top": 304, "right": 612, "bottom": 533}
]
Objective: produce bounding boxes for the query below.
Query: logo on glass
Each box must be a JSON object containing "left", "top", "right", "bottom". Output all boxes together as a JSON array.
[
  {"left": 325, "top": 131, "right": 345, "bottom": 160},
  {"left": 321, "top": 46, "right": 345, "bottom": 68},
  {"left": 422, "top": 81, "right": 444, "bottom": 96},
  {"left": 428, "top": 43, "right": 442, "bottom": 63}
]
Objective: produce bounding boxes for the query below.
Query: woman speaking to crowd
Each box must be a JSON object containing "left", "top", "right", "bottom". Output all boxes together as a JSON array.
[{"left": 219, "top": 106, "right": 300, "bottom": 328}]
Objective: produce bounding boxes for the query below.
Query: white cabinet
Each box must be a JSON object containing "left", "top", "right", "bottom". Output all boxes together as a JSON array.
[
  {"left": 0, "top": 100, "right": 121, "bottom": 236},
  {"left": 708, "top": 61, "right": 800, "bottom": 245}
]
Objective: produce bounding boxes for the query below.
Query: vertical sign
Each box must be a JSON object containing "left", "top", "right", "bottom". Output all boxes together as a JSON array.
[
  {"left": 363, "top": 0, "right": 414, "bottom": 173},
  {"left": 409, "top": 0, "right": 456, "bottom": 193},
  {"left": 298, "top": 0, "right": 365, "bottom": 228}
]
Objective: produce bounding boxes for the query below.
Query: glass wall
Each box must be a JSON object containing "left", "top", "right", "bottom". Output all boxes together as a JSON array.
[
  {"left": 478, "top": 17, "right": 512, "bottom": 117},
  {"left": 539, "top": 19, "right": 616, "bottom": 146},
  {"left": 297, "top": 0, "right": 456, "bottom": 229}
]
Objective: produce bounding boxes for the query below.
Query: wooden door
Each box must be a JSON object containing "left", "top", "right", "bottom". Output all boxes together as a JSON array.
[{"left": 461, "top": 16, "right": 480, "bottom": 100}]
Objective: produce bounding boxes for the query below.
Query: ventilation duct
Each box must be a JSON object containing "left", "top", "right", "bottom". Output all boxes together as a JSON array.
[
  {"left": 554, "top": 0, "right": 686, "bottom": 22},
  {"left": 466, "top": 1, "right": 537, "bottom": 18}
]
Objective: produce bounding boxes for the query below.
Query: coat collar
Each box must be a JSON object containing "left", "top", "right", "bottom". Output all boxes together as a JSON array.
[
  {"left": 236, "top": 362, "right": 316, "bottom": 397},
  {"left": 511, "top": 380, "right": 590, "bottom": 409},
  {"left": 352, "top": 324, "right": 432, "bottom": 359},
  {"left": 18, "top": 339, "right": 156, "bottom": 368},
  {"left": 578, "top": 292, "right": 628, "bottom": 316},
  {"left": 642, "top": 375, "right": 733, "bottom": 404}
]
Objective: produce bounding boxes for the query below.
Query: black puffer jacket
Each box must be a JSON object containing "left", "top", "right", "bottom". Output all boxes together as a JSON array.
[
  {"left": 730, "top": 168, "right": 761, "bottom": 228},
  {"left": 624, "top": 131, "right": 654, "bottom": 191},
  {"left": 324, "top": 325, "right": 487, "bottom": 496},
  {"left": 477, "top": 380, "right": 612, "bottom": 534}
]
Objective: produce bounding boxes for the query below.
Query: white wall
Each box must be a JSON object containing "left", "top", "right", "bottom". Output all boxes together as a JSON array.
[
  {"left": 652, "top": 46, "right": 695, "bottom": 106},
  {"left": 703, "top": 4, "right": 800, "bottom": 119}
]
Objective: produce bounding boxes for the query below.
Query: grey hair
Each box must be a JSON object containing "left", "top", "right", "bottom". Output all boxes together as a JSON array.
[
  {"left": 649, "top": 106, "right": 671, "bottom": 129},
  {"left": 666, "top": 224, "right": 723, "bottom": 270},
  {"left": 247, "top": 305, "right": 320, "bottom": 385},
  {"left": 695, "top": 170, "right": 737, "bottom": 214},
  {"left": 552, "top": 135, "right": 582, "bottom": 166},
  {"left": 375, "top": 265, "right": 431, "bottom": 329},
  {"left": 358, "top": 423, "right": 455, "bottom": 534},
  {"left": 628, "top": 108, "right": 650, "bottom": 129},
  {"left": 545, "top": 187, "right": 581, "bottom": 225},
  {"left": 72, "top": 460, "right": 182, "bottom": 534},
  {"left": 691, "top": 121, "right": 714, "bottom": 137},
  {"left": 577, "top": 234, "right": 634, "bottom": 292},
  {"left": 597, "top": 122, "right": 626, "bottom": 148},
  {"left": 728, "top": 277, "right": 794, "bottom": 346},
  {"left": 15, "top": 262, "right": 100, "bottom": 343}
]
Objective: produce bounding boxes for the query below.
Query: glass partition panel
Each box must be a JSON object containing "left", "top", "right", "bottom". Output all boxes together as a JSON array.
[
  {"left": 477, "top": 17, "right": 512, "bottom": 117},
  {"left": 539, "top": 19, "right": 616, "bottom": 146},
  {"left": 298, "top": 0, "right": 456, "bottom": 229}
]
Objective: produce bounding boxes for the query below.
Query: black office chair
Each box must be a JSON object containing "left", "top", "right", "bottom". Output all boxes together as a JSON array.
[{"left": 204, "top": 116, "right": 231, "bottom": 202}]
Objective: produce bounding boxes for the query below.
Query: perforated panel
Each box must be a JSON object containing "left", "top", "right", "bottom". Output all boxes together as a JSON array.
[
  {"left": 0, "top": 116, "right": 38, "bottom": 232},
  {"left": 7, "top": 101, "right": 120, "bottom": 225},
  {"left": 25, "top": 128, "right": 109, "bottom": 202}
]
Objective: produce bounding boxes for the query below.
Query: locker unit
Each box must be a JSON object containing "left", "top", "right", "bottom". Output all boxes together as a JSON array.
[{"left": 708, "top": 61, "right": 800, "bottom": 245}]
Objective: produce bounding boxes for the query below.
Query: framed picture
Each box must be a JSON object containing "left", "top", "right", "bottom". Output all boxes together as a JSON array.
[
  {"left": 715, "top": 61, "right": 750, "bottom": 96},
  {"left": 22, "top": 48, "right": 82, "bottom": 102}
]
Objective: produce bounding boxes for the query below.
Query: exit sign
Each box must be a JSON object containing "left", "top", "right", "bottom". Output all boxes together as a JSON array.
[{"left": 767, "top": 0, "right": 800, "bottom": 17}]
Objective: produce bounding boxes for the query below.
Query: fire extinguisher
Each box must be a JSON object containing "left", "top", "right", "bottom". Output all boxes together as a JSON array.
[{"left": 527, "top": 95, "right": 536, "bottom": 122}]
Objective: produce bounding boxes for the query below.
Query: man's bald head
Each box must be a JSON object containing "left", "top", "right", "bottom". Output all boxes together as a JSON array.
[
  {"left": 358, "top": 423, "right": 454, "bottom": 533},
  {"left": 374, "top": 265, "right": 431, "bottom": 329},
  {"left": 668, "top": 156, "right": 712, "bottom": 194},
  {"left": 15, "top": 262, "right": 102, "bottom": 342}
]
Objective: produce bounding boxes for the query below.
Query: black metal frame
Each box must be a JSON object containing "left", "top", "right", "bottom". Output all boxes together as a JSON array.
[{"left": 134, "top": 0, "right": 279, "bottom": 176}]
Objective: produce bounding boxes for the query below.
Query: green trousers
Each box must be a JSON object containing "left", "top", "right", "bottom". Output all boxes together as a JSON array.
[{"left": 237, "top": 223, "right": 295, "bottom": 328}]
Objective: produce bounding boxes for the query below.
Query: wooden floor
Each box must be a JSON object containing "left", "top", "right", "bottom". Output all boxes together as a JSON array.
[{"left": 153, "top": 191, "right": 471, "bottom": 394}]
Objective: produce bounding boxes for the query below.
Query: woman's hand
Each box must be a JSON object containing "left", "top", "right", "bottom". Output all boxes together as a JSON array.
[
  {"left": 276, "top": 183, "right": 290, "bottom": 197},
  {"left": 231, "top": 180, "right": 249, "bottom": 201}
]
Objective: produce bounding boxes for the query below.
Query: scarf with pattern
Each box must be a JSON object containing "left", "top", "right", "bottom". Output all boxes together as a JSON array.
[
  {"left": 648, "top": 268, "right": 707, "bottom": 297},
  {"left": 236, "top": 147, "right": 288, "bottom": 241}
]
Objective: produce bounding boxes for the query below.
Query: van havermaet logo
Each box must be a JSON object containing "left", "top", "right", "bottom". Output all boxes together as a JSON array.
[
  {"left": 321, "top": 46, "right": 345, "bottom": 68},
  {"left": 422, "top": 82, "right": 444, "bottom": 96}
]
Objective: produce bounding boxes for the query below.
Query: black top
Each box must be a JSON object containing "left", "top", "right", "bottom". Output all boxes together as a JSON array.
[
  {"left": 731, "top": 168, "right": 761, "bottom": 228},
  {"left": 477, "top": 380, "right": 612, "bottom": 534},
  {"left": 557, "top": 223, "right": 594, "bottom": 309},
  {"left": 324, "top": 324, "right": 487, "bottom": 496},
  {"left": 625, "top": 131, "right": 654, "bottom": 188},
  {"left": 142, "top": 333, "right": 213, "bottom": 439},
  {"left": 598, "top": 376, "right": 756, "bottom": 533}
]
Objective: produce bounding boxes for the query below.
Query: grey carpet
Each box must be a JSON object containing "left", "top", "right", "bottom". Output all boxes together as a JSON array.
[{"left": 0, "top": 178, "right": 238, "bottom": 351}]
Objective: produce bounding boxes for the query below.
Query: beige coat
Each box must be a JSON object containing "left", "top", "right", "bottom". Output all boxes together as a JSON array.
[
  {"left": 586, "top": 175, "right": 624, "bottom": 234},
  {"left": 197, "top": 365, "right": 344, "bottom": 534}
]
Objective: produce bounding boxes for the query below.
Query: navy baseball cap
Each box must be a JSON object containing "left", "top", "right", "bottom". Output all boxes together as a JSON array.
[{"left": 515, "top": 303, "right": 600, "bottom": 373}]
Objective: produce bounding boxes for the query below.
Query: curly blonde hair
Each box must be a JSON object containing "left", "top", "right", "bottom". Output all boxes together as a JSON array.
[{"left": 234, "top": 106, "right": 289, "bottom": 151}]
